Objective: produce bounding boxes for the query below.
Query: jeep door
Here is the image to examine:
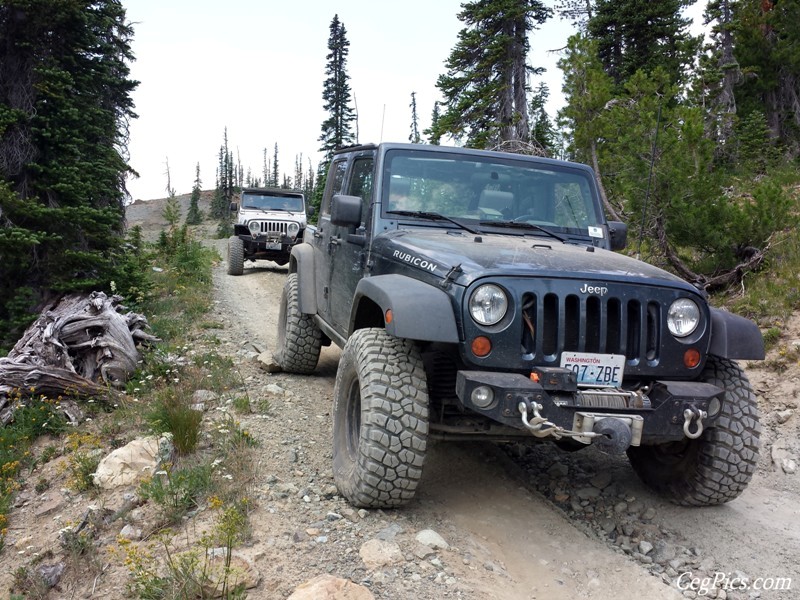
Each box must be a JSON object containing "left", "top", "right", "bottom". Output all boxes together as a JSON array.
[
  {"left": 328, "top": 154, "right": 374, "bottom": 332},
  {"left": 312, "top": 153, "right": 374, "bottom": 335},
  {"left": 311, "top": 158, "right": 348, "bottom": 324}
]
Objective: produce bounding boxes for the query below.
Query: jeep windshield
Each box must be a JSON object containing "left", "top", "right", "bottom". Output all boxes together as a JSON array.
[
  {"left": 241, "top": 193, "right": 304, "bottom": 212},
  {"left": 381, "top": 148, "right": 603, "bottom": 240}
]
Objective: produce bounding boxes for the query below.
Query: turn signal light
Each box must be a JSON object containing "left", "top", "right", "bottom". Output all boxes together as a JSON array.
[
  {"left": 684, "top": 348, "right": 701, "bottom": 369},
  {"left": 471, "top": 336, "right": 492, "bottom": 357},
  {"left": 385, "top": 309, "right": 393, "bottom": 324}
]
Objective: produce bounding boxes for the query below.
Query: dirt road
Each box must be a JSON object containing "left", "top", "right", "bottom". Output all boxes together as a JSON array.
[{"left": 210, "top": 240, "right": 799, "bottom": 600}]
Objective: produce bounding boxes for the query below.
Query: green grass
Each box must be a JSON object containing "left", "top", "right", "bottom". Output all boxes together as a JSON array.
[{"left": 1, "top": 221, "right": 260, "bottom": 600}]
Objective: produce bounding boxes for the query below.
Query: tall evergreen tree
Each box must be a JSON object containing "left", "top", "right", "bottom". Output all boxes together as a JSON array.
[
  {"left": 529, "top": 83, "right": 556, "bottom": 155},
  {"left": 319, "top": 14, "right": 356, "bottom": 161},
  {"left": 262, "top": 148, "right": 269, "bottom": 186},
  {"left": 431, "top": 0, "right": 551, "bottom": 148},
  {"left": 409, "top": 92, "right": 421, "bottom": 143},
  {"left": 0, "top": 0, "right": 138, "bottom": 344},
  {"left": 294, "top": 154, "right": 304, "bottom": 191},
  {"left": 272, "top": 142, "right": 279, "bottom": 187},
  {"left": 210, "top": 129, "right": 233, "bottom": 219},
  {"left": 425, "top": 101, "right": 442, "bottom": 145},
  {"left": 556, "top": 0, "right": 594, "bottom": 30},
  {"left": 557, "top": 34, "right": 616, "bottom": 216},
  {"left": 185, "top": 162, "right": 202, "bottom": 225},
  {"left": 588, "top": 0, "right": 698, "bottom": 89},
  {"left": 732, "top": 0, "right": 800, "bottom": 150},
  {"left": 694, "top": 0, "right": 740, "bottom": 161}
]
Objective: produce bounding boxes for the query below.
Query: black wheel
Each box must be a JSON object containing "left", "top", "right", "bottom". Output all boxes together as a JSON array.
[
  {"left": 333, "top": 328, "right": 429, "bottom": 508},
  {"left": 227, "top": 236, "right": 244, "bottom": 276},
  {"left": 627, "top": 356, "right": 761, "bottom": 506},
  {"left": 274, "top": 273, "right": 322, "bottom": 374}
]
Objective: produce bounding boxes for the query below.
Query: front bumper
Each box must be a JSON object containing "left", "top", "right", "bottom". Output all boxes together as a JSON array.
[
  {"left": 238, "top": 233, "right": 300, "bottom": 258},
  {"left": 455, "top": 369, "right": 723, "bottom": 445}
]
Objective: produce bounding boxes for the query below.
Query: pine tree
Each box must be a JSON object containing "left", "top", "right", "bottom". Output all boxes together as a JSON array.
[
  {"left": 557, "top": 34, "right": 615, "bottom": 216},
  {"left": 556, "top": 0, "right": 594, "bottom": 30},
  {"left": 588, "top": 0, "right": 698, "bottom": 89},
  {"left": 185, "top": 162, "right": 202, "bottom": 225},
  {"left": 262, "top": 148, "right": 269, "bottom": 186},
  {"left": 431, "top": 0, "right": 551, "bottom": 148},
  {"left": 409, "top": 92, "right": 421, "bottom": 143},
  {"left": 210, "top": 130, "right": 233, "bottom": 219},
  {"left": 272, "top": 142, "right": 279, "bottom": 187},
  {"left": 319, "top": 15, "right": 356, "bottom": 160},
  {"left": 425, "top": 101, "right": 442, "bottom": 145},
  {"left": 0, "top": 0, "right": 138, "bottom": 345},
  {"left": 294, "top": 154, "right": 304, "bottom": 191},
  {"left": 688, "top": 0, "right": 740, "bottom": 163},
  {"left": 732, "top": 0, "right": 800, "bottom": 151},
  {"left": 529, "top": 83, "right": 556, "bottom": 155}
]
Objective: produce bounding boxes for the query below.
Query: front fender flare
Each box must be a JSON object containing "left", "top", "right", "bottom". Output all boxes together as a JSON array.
[
  {"left": 353, "top": 275, "right": 459, "bottom": 343},
  {"left": 289, "top": 243, "right": 317, "bottom": 314},
  {"left": 708, "top": 308, "right": 765, "bottom": 360}
]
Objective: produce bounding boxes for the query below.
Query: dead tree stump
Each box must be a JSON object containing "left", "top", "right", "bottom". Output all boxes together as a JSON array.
[{"left": 0, "top": 291, "right": 158, "bottom": 425}]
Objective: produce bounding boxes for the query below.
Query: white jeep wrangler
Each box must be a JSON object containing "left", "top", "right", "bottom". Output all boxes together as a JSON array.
[{"left": 227, "top": 187, "right": 310, "bottom": 275}]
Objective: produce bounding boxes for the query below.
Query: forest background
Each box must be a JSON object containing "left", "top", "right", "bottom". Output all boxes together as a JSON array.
[{"left": 1, "top": 0, "right": 800, "bottom": 349}]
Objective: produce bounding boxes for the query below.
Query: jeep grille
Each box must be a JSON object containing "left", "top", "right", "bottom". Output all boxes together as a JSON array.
[
  {"left": 251, "top": 221, "right": 291, "bottom": 236},
  {"left": 521, "top": 292, "right": 661, "bottom": 364}
]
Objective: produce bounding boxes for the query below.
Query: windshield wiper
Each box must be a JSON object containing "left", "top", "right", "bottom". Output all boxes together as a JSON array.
[
  {"left": 478, "top": 220, "right": 567, "bottom": 243},
  {"left": 387, "top": 210, "right": 481, "bottom": 234}
]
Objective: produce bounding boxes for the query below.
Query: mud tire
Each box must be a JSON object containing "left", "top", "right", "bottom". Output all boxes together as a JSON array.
[
  {"left": 333, "top": 328, "right": 429, "bottom": 508},
  {"left": 627, "top": 356, "right": 761, "bottom": 506},
  {"left": 227, "top": 236, "right": 244, "bottom": 276},
  {"left": 274, "top": 273, "right": 322, "bottom": 374}
]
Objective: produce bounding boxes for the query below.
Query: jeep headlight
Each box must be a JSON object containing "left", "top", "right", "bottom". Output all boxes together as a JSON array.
[
  {"left": 469, "top": 284, "right": 508, "bottom": 326},
  {"left": 248, "top": 221, "right": 260, "bottom": 235},
  {"left": 667, "top": 298, "right": 700, "bottom": 337},
  {"left": 287, "top": 222, "right": 300, "bottom": 238}
]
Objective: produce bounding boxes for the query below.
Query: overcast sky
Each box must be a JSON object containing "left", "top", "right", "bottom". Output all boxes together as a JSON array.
[
  {"left": 123, "top": 0, "right": 576, "bottom": 202},
  {"left": 122, "top": 1, "right": 703, "bottom": 203}
]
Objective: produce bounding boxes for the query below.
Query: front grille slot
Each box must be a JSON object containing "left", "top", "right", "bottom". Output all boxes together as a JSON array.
[
  {"left": 255, "top": 221, "right": 289, "bottom": 235},
  {"left": 521, "top": 291, "right": 661, "bottom": 365}
]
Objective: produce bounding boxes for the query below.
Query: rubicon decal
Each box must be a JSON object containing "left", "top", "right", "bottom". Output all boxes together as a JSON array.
[{"left": 392, "top": 250, "right": 437, "bottom": 272}]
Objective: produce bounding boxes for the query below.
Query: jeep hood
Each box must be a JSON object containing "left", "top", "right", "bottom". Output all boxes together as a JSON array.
[{"left": 376, "top": 229, "right": 696, "bottom": 291}]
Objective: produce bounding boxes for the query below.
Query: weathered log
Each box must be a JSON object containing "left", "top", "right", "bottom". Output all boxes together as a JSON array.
[{"left": 0, "top": 292, "right": 158, "bottom": 410}]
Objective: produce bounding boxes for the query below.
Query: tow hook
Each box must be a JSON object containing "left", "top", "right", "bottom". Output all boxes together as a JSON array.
[{"left": 683, "top": 406, "right": 708, "bottom": 439}]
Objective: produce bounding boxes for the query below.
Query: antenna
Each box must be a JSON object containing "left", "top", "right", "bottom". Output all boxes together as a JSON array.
[
  {"left": 380, "top": 104, "right": 386, "bottom": 141},
  {"left": 636, "top": 96, "right": 663, "bottom": 261},
  {"left": 353, "top": 93, "right": 359, "bottom": 143}
]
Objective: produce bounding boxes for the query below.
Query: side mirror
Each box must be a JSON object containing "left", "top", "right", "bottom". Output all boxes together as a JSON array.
[
  {"left": 306, "top": 205, "right": 316, "bottom": 218},
  {"left": 330, "top": 194, "right": 362, "bottom": 227},
  {"left": 229, "top": 202, "right": 238, "bottom": 212},
  {"left": 608, "top": 221, "right": 628, "bottom": 251}
]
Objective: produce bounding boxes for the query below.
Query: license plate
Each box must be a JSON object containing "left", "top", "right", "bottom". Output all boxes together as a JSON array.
[
  {"left": 265, "top": 242, "right": 282, "bottom": 250},
  {"left": 559, "top": 352, "right": 625, "bottom": 388}
]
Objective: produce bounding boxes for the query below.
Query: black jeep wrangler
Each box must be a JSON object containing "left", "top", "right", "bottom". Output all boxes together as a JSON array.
[{"left": 275, "top": 143, "right": 763, "bottom": 509}]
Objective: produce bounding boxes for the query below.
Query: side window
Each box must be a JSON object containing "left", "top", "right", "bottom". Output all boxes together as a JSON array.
[
  {"left": 346, "top": 157, "right": 374, "bottom": 225},
  {"left": 321, "top": 159, "right": 347, "bottom": 216}
]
